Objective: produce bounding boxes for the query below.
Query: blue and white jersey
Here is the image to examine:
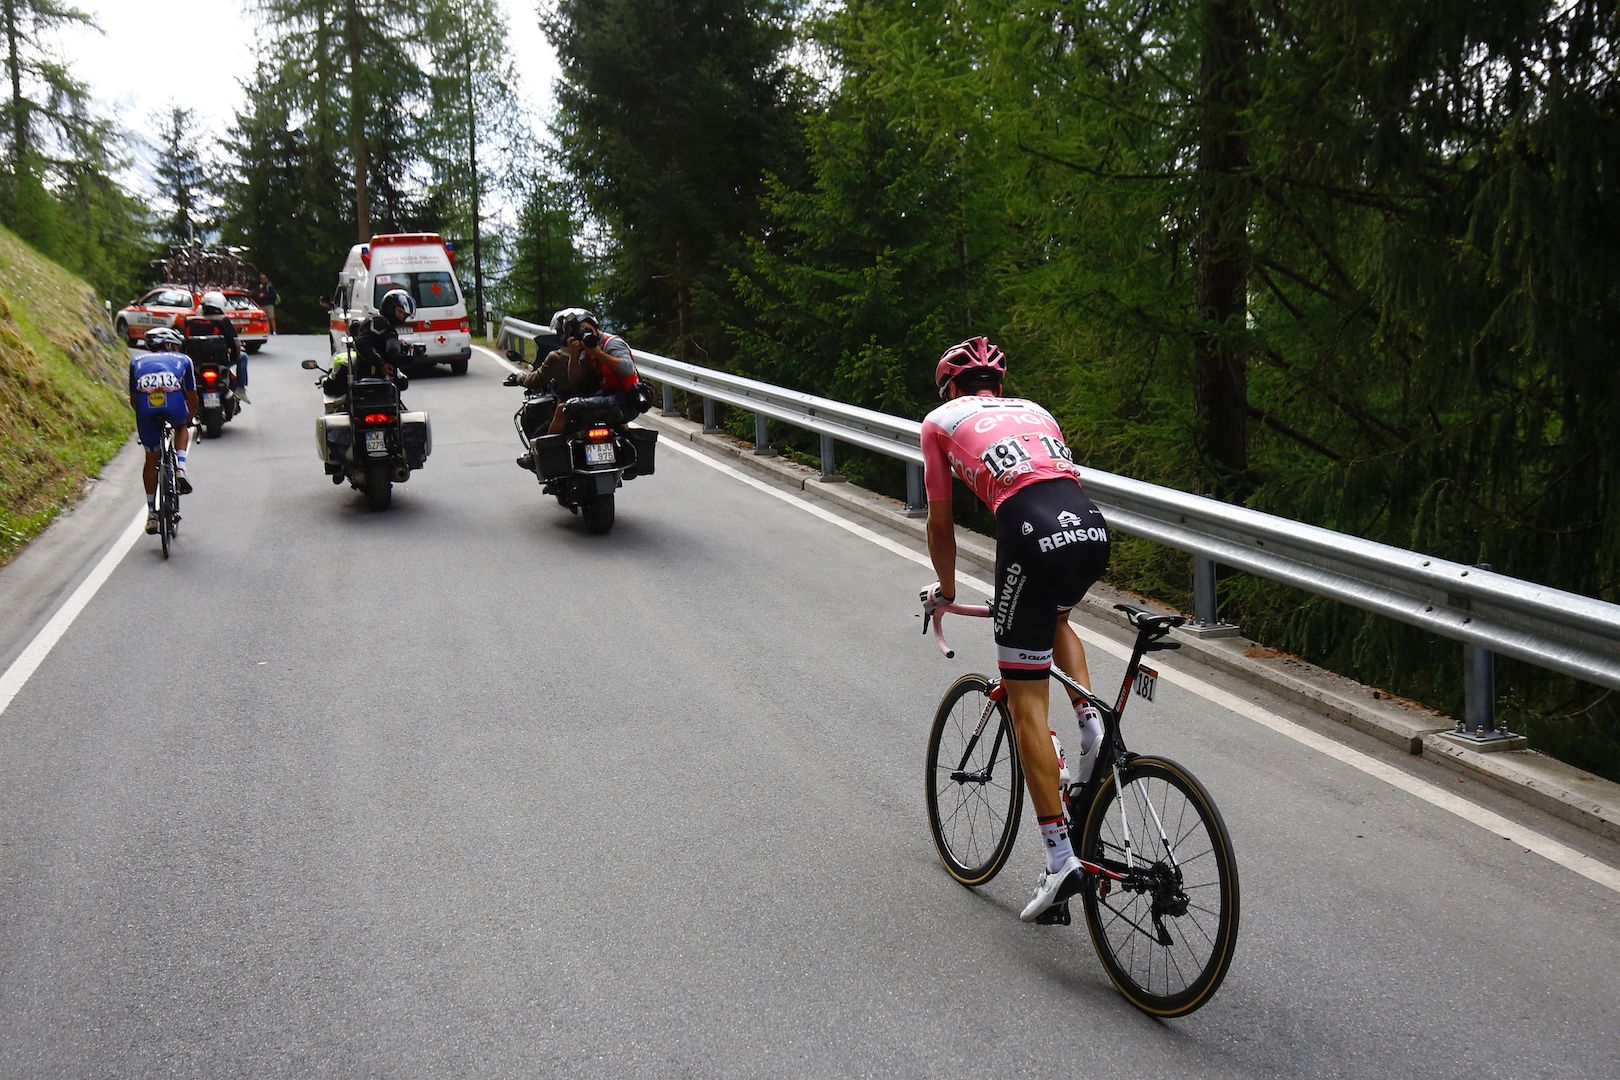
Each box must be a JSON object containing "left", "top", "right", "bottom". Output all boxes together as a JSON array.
[{"left": 130, "top": 352, "right": 197, "bottom": 412}]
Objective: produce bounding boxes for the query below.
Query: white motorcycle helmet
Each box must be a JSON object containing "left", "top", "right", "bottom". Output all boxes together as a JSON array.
[
  {"left": 200, "top": 290, "right": 228, "bottom": 316},
  {"left": 548, "top": 307, "right": 596, "bottom": 339}
]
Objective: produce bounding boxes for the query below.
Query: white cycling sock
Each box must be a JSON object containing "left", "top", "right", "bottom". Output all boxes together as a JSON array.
[
  {"left": 1038, "top": 814, "right": 1074, "bottom": 873},
  {"left": 1071, "top": 701, "right": 1105, "bottom": 783}
]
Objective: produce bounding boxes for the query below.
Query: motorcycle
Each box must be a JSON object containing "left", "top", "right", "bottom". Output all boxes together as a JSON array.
[
  {"left": 181, "top": 339, "right": 241, "bottom": 438},
  {"left": 505, "top": 353, "right": 658, "bottom": 536},
  {"left": 300, "top": 350, "right": 431, "bottom": 511}
]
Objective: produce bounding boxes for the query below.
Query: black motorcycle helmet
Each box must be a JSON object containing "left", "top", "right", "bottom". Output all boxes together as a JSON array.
[{"left": 379, "top": 288, "right": 417, "bottom": 325}]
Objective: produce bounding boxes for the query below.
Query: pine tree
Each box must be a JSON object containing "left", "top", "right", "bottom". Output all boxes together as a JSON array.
[
  {"left": 255, "top": 0, "right": 432, "bottom": 241},
  {"left": 420, "top": 0, "right": 525, "bottom": 328},
  {"left": 218, "top": 60, "right": 355, "bottom": 332},
  {"left": 543, "top": 0, "right": 808, "bottom": 359},
  {"left": 152, "top": 106, "right": 211, "bottom": 246}
]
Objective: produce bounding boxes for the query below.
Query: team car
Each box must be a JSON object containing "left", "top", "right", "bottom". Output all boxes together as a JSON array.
[
  {"left": 115, "top": 286, "right": 269, "bottom": 352},
  {"left": 115, "top": 285, "right": 197, "bottom": 345}
]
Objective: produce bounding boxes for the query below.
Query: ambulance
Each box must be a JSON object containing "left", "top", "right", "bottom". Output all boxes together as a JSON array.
[{"left": 328, "top": 233, "right": 473, "bottom": 375}]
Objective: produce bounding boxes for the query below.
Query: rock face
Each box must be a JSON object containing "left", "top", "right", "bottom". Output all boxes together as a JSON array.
[{"left": 0, "top": 226, "right": 130, "bottom": 566}]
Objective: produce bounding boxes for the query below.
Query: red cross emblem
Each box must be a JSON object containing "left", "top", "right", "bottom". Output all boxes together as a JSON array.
[{"left": 437, "top": 335, "right": 447, "bottom": 345}]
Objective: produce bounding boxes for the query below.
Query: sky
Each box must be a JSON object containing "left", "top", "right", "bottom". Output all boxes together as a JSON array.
[{"left": 63, "top": 0, "right": 559, "bottom": 198}]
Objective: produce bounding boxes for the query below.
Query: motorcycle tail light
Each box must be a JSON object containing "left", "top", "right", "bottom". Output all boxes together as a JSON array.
[
  {"left": 201, "top": 369, "right": 219, "bottom": 383},
  {"left": 362, "top": 413, "right": 394, "bottom": 424},
  {"left": 586, "top": 426, "right": 612, "bottom": 441}
]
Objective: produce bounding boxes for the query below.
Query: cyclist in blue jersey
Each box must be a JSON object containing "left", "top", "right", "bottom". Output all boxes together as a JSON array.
[{"left": 130, "top": 327, "right": 199, "bottom": 534}]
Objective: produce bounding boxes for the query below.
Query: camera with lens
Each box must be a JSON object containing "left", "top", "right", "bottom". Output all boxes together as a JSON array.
[{"left": 577, "top": 327, "right": 601, "bottom": 351}]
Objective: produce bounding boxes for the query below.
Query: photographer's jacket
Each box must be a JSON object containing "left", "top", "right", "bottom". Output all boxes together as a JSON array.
[{"left": 588, "top": 334, "right": 639, "bottom": 392}]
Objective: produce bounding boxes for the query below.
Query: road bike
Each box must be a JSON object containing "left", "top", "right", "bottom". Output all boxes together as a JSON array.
[
  {"left": 154, "top": 420, "right": 184, "bottom": 559},
  {"left": 922, "top": 600, "right": 1239, "bottom": 1017}
]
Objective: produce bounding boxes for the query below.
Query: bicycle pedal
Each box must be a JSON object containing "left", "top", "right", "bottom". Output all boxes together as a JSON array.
[{"left": 1035, "top": 901, "right": 1071, "bottom": 926}]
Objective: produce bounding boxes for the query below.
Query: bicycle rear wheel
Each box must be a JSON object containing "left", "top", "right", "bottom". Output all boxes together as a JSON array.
[
  {"left": 925, "top": 674, "right": 1023, "bottom": 886},
  {"left": 1078, "top": 755, "right": 1238, "bottom": 1017},
  {"left": 157, "top": 452, "right": 175, "bottom": 560}
]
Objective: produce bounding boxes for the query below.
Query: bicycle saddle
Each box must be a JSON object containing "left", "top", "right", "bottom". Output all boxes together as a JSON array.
[{"left": 1114, "top": 604, "right": 1187, "bottom": 637}]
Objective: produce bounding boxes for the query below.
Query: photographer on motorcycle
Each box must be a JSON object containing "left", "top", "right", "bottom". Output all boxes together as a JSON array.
[
  {"left": 324, "top": 288, "right": 415, "bottom": 405},
  {"left": 545, "top": 309, "right": 645, "bottom": 435},
  {"left": 507, "top": 307, "right": 602, "bottom": 471}
]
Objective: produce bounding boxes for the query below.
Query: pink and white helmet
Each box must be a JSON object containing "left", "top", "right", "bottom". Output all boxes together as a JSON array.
[{"left": 934, "top": 336, "right": 1006, "bottom": 399}]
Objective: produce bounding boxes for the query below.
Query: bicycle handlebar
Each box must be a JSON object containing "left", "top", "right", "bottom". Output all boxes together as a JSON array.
[{"left": 925, "top": 601, "right": 991, "bottom": 659}]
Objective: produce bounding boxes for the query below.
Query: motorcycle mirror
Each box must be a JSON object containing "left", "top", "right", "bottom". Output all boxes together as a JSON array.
[
  {"left": 505, "top": 349, "right": 526, "bottom": 365},
  {"left": 300, "top": 359, "right": 319, "bottom": 370}
]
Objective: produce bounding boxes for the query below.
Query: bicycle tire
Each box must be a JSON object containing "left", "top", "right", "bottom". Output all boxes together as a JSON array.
[
  {"left": 1078, "top": 755, "right": 1238, "bottom": 1018},
  {"left": 157, "top": 450, "right": 175, "bottom": 560},
  {"left": 925, "top": 673, "right": 1023, "bottom": 886}
]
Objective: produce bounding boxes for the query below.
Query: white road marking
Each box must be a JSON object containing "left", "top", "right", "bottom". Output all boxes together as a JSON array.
[
  {"left": 0, "top": 509, "right": 146, "bottom": 718},
  {"left": 660, "top": 435, "right": 1620, "bottom": 897}
]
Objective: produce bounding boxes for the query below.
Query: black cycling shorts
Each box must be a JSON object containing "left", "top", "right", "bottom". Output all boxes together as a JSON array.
[{"left": 992, "top": 479, "right": 1111, "bottom": 680}]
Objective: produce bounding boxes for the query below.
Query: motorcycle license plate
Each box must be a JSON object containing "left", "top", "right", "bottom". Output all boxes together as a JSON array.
[
  {"left": 584, "top": 442, "right": 616, "bottom": 465},
  {"left": 202, "top": 392, "right": 221, "bottom": 407},
  {"left": 365, "top": 430, "right": 387, "bottom": 453}
]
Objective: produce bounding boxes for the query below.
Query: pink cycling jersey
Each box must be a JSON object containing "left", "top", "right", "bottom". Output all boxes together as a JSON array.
[{"left": 921, "top": 395, "right": 1082, "bottom": 513}]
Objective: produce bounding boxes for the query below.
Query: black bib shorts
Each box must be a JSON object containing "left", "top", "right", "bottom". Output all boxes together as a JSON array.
[{"left": 991, "top": 478, "right": 1111, "bottom": 680}]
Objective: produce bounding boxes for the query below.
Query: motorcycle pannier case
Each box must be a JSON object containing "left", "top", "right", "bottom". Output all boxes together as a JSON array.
[
  {"left": 532, "top": 433, "right": 572, "bottom": 479},
  {"left": 401, "top": 410, "right": 431, "bottom": 468},
  {"left": 316, "top": 413, "right": 352, "bottom": 464},
  {"left": 624, "top": 427, "right": 659, "bottom": 478}
]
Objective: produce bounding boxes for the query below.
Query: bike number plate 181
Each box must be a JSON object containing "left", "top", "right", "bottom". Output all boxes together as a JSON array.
[
  {"left": 365, "top": 430, "right": 387, "bottom": 454},
  {"left": 584, "top": 442, "right": 615, "bottom": 465},
  {"left": 1134, "top": 666, "right": 1158, "bottom": 702}
]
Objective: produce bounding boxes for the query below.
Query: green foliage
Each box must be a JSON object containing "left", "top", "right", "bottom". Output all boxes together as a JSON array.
[
  {"left": 0, "top": 1, "right": 151, "bottom": 302},
  {"left": 495, "top": 173, "right": 595, "bottom": 324},
  {"left": 217, "top": 61, "right": 356, "bottom": 333},
  {"left": 0, "top": 223, "right": 128, "bottom": 566},
  {"left": 542, "top": 0, "right": 809, "bottom": 357}
]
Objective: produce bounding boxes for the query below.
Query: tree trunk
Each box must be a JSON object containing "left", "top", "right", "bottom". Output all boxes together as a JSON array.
[
  {"left": 4, "top": 0, "right": 26, "bottom": 163},
  {"left": 1191, "top": 0, "right": 1253, "bottom": 500},
  {"left": 344, "top": 0, "right": 370, "bottom": 241},
  {"left": 675, "top": 236, "right": 693, "bottom": 363}
]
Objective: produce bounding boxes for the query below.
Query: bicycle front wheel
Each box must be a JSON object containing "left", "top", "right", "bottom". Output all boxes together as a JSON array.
[
  {"left": 1078, "top": 755, "right": 1238, "bottom": 1018},
  {"left": 925, "top": 674, "right": 1023, "bottom": 886}
]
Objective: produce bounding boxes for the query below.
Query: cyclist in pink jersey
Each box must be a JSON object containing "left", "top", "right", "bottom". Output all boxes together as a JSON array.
[{"left": 918, "top": 336, "right": 1112, "bottom": 921}]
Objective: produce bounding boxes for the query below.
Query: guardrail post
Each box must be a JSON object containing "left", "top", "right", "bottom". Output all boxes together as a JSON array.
[
  {"left": 702, "top": 398, "right": 719, "bottom": 433},
  {"left": 905, "top": 463, "right": 926, "bottom": 517},
  {"left": 661, "top": 383, "right": 674, "bottom": 414},
  {"left": 754, "top": 414, "right": 776, "bottom": 456},
  {"left": 1185, "top": 553, "right": 1240, "bottom": 638},
  {"left": 1464, "top": 642, "right": 1497, "bottom": 736},
  {"left": 1445, "top": 564, "right": 1526, "bottom": 750},
  {"left": 818, "top": 434, "right": 844, "bottom": 483}
]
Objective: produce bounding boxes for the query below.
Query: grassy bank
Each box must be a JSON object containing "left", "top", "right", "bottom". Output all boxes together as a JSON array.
[{"left": 0, "top": 224, "right": 130, "bottom": 567}]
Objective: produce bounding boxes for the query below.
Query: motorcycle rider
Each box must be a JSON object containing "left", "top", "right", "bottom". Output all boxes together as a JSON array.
[
  {"left": 545, "top": 309, "right": 644, "bottom": 435},
  {"left": 182, "top": 290, "right": 248, "bottom": 404},
  {"left": 324, "top": 288, "right": 415, "bottom": 405},
  {"left": 508, "top": 307, "right": 602, "bottom": 471},
  {"left": 130, "top": 327, "right": 199, "bottom": 534}
]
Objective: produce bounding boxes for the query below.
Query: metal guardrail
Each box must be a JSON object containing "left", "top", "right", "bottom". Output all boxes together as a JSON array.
[{"left": 497, "top": 317, "right": 1620, "bottom": 719}]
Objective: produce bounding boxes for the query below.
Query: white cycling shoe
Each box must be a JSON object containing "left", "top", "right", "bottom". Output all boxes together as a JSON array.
[{"left": 1020, "top": 855, "right": 1084, "bottom": 922}]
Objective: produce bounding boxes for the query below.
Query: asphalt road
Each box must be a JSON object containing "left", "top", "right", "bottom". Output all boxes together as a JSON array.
[{"left": 1, "top": 335, "right": 1616, "bottom": 1079}]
